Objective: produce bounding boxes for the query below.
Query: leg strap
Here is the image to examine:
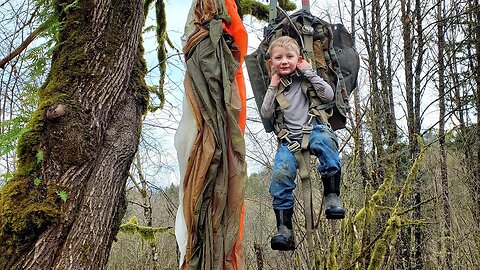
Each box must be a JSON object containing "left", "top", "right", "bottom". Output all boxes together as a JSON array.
[{"left": 293, "top": 149, "right": 314, "bottom": 252}]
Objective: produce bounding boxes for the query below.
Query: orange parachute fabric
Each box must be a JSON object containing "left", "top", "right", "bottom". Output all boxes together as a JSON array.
[
  {"left": 175, "top": 0, "right": 247, "bottom": 269},
  {"left": 222, "top": 0, "right": 247, "bottom": 133},
  {"left": 222, "top": 0, "right": 247, "bottom": 268}
]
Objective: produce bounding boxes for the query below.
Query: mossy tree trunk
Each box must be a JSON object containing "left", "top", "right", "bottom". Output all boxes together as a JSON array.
[{"left": 0, "top": 0, "right": 148, "bottom": 269}]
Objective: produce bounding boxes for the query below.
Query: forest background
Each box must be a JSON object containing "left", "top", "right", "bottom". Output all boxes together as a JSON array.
[{"left": 0, "top": 0, "right": 479, "bottom": 269}]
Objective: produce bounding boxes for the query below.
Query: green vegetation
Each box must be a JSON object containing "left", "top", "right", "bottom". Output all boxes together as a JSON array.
[{"left": 119, "top": 216, "right": 172, "bottom": 246}]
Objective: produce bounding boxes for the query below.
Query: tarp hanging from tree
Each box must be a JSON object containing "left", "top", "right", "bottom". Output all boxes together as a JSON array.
[{"left": 174, "top": 0, "right": 247, "bottom": 269}]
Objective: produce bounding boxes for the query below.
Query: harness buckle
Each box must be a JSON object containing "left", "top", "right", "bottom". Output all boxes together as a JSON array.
[
  {"left": 287, "top": 141, "right": 301, "bottom": 153},
  {"left": 278, "top": 130, "right": 290, "bottom": 141},
  {"left": 301, "top": 25, "right": 314, "bottom": 35},
  {"left": 306, "top": 112, "right": 316, "bottom": 125},
  {"left": 280, "top": 77, "right": 292, "bottom": 87},
  {"left": 302, "top": 125, "right": 313, "bottom": 134}
]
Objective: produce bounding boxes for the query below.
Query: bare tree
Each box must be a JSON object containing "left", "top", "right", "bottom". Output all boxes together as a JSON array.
[{"left": 436, "top": 0, "right": 453, "bottom": 268}]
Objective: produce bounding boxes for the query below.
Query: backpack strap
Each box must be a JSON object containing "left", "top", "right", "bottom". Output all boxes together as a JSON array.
[
  {"left": 302, "top": 80, "right": 333, "bottom": 125},
  {"left": 301, "top": 17, "right": 316, "bottom": 70},
  {"left": 275, "top": 78, "right": 292, "bottom": 110}
]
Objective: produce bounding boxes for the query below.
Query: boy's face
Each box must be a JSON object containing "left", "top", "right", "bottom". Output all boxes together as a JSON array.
[{"left": 268, "top": 46, "right": 302, "bottom": 77}]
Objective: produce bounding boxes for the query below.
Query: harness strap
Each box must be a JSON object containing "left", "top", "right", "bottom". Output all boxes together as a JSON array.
[
  {"left": 310, "top": 107, "right": 331, "bottom": 124},
  {"left": 294, "top": 149, "right": 310, "bottom": 179},
  {"left": 275, "top": 82, "right": 291, "bottom": 110},
  {"left": 275, "top": 93, "right": 290, "bottom": 110},
  {"left": 277, "top": 128, "right": 314, "bottom": 253},
  {"left": 300, "top": 113, "right": 314, "bottom": 150},
  {"left": 294, "top": 149, "right": 313, "bottom": 253},
  {"left": 301, "top": 18, "right": 315, "bottom": 70}
]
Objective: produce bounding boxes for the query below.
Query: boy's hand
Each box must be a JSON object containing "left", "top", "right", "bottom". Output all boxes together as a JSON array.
[
  {"left": 297, "top": 58, "right": 312, "bottom": 71},
  {"left": 269, "top": 68, "right": 281, "bottom": 87}
]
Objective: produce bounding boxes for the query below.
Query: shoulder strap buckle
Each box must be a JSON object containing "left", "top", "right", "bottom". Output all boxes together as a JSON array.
[
  {"left": 302, "top": 124, "right": 313, "bottom": 134},
  {"left": 307, "top": 112, "right": 316, "bottom": 125},
  {"left": 287, "top": 141, "right": 301, "bottom": 152},
  {"left": 277, "top": 129, "right": 289, "bottom": 140},
  {"left": 280, "top": 77, "right": 292, "bottom": 87}
]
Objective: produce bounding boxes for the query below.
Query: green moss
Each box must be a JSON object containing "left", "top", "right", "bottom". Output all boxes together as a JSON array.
[
  {"left": 0, "top": 104, "right": 56, "bottom": 266},
  {"left": 155, "top": 0, "right": 166, "bottom": 109},
  {"left": 0, "top": 176, "right": 61, "bottom": 261},
  {"left": 340, "top": 217, "right": 361, "bottom": 268},
  {"left": 130, "top": 40, "right": 149, "bottom": 115},
  {"left": 367, "top": 216, "right": 402, "bottom": 270},
  {"left": 15, "top": 110, "right": 44, "bottom": 176},
  {"left": 238, "top": 0, "right": 296, "bottom": 21},
  {"left": 327, "top": 236, "right": 338, "bottom": 270},
  {"left": 0, "top": 1, "right": 95, "bottom": 264},
  {"left": 119, "top": 216, "right": 172, "bottom": 246},
  {"left": 1, "top": 0, "right": 151, "bottom": 265},
  {"left": 143, "top": 0, "right": 154, "bottom": 14},
  {"left": 238, "top": 0, "right": 269, "bottom": 21},
  {"left": 282, "top": 1, "right": 296, "bottom": 11}
]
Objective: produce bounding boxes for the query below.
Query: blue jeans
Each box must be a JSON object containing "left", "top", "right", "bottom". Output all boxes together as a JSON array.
[{"left": 269, "top": 124, "right": 340, "bottom": 209}]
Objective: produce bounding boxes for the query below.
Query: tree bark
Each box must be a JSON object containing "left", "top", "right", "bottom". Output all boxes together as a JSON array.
[
  {"left": 472, "top": 0, "right": 480, "bottom": 235},
  {"left": 0, "top": 0, "right": 148, "bottom": 269},
  {"left": 399, "top": 0, "right": 415, "bottom": 268},
  {"left": 351, "top": 0, "right": 369, "bottom": 189},
  {"left": 436, "top": 0, "right": 452, "bottom": 268},
  {"left": 361, "top": 0, "right": 384, "bottom": 189},
  {"left": 412, "top": 0, "right": 425, "bottom": 268},
  {"left": 384, "top": 0, "right": 397, "bottom": 151}
]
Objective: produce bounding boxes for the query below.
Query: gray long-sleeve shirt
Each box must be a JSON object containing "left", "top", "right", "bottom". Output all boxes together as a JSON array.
[{"left": 260, "top": 68, "right": 334, "bottom": 141}]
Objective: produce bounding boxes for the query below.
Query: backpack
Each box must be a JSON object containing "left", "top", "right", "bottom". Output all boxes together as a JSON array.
[{"left": 245, "top": 9, "right": 360, "bottom": 132}]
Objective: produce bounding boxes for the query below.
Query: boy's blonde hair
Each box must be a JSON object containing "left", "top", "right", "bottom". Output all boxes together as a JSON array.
[{"left": 267, "top": 36, "right": 301, "bottom": 56}]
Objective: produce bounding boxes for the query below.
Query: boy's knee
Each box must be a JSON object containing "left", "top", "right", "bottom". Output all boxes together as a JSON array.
[
  {"left": 311, "top": 125, "right": 338, "bottom": 151},
  {"left": 272, "top": 171, "right": 295, "bottom": 186}
]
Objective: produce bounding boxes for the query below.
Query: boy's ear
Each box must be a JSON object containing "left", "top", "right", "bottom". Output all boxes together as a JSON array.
[
  {"left": 298, "top": 55, "right": 303, "bottom": 62},
  {"left": 266, "top": 59, "right": 274, "bottom": 76}
]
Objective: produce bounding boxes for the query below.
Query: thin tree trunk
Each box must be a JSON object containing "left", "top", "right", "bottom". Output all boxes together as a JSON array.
[
  {"left": 472, "top": 0, "right": 480, "bottom": 254},
  {"left": 412, "top": 0, "right": 425, "bottom": 268},
  {"left": 374, "top": 0, "right": 396, "bottom": 152},
  {"left": 363, "top": 0, "right": 384, "bottom": 189},
  {"left": 385, "top": 0, "right": 397, "bottom": 151},
  {"left": 437, "top": 0, "right": 452, "bottom": 268},
  {"left": 472, "top": 0, "right": 480, "bottom": 231},
  {"left": 0, "top": 0, "right": 148, "bottom": 269},
  {"left": 350, "top": 0, "right": 369, "bottom": 188},
  {"left": 400, "top": 0, "right": 415, "bottom": 268},
  {"left": 131, "top": 152, "right": 159, "bottom": 266},
  {"left": 254, "top": 242, "right": 264, "bottom": 270}
]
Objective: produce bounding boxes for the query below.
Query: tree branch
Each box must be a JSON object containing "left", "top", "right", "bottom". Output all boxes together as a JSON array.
[{"left": 0, "top": 21, "right": 47, "bottom": 69}]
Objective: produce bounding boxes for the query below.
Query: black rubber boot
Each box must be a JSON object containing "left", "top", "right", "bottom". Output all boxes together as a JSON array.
[
  {"left": 271, "top": 208, "right": 295, "bottom": 250},
  {"left": 322, "top": 171, "right": 346, "bottom": 219}
]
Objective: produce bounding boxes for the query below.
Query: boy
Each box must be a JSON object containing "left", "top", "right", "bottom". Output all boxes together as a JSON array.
[{"left": 261, "top": 36, "right": 345, "bottom": 251}]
